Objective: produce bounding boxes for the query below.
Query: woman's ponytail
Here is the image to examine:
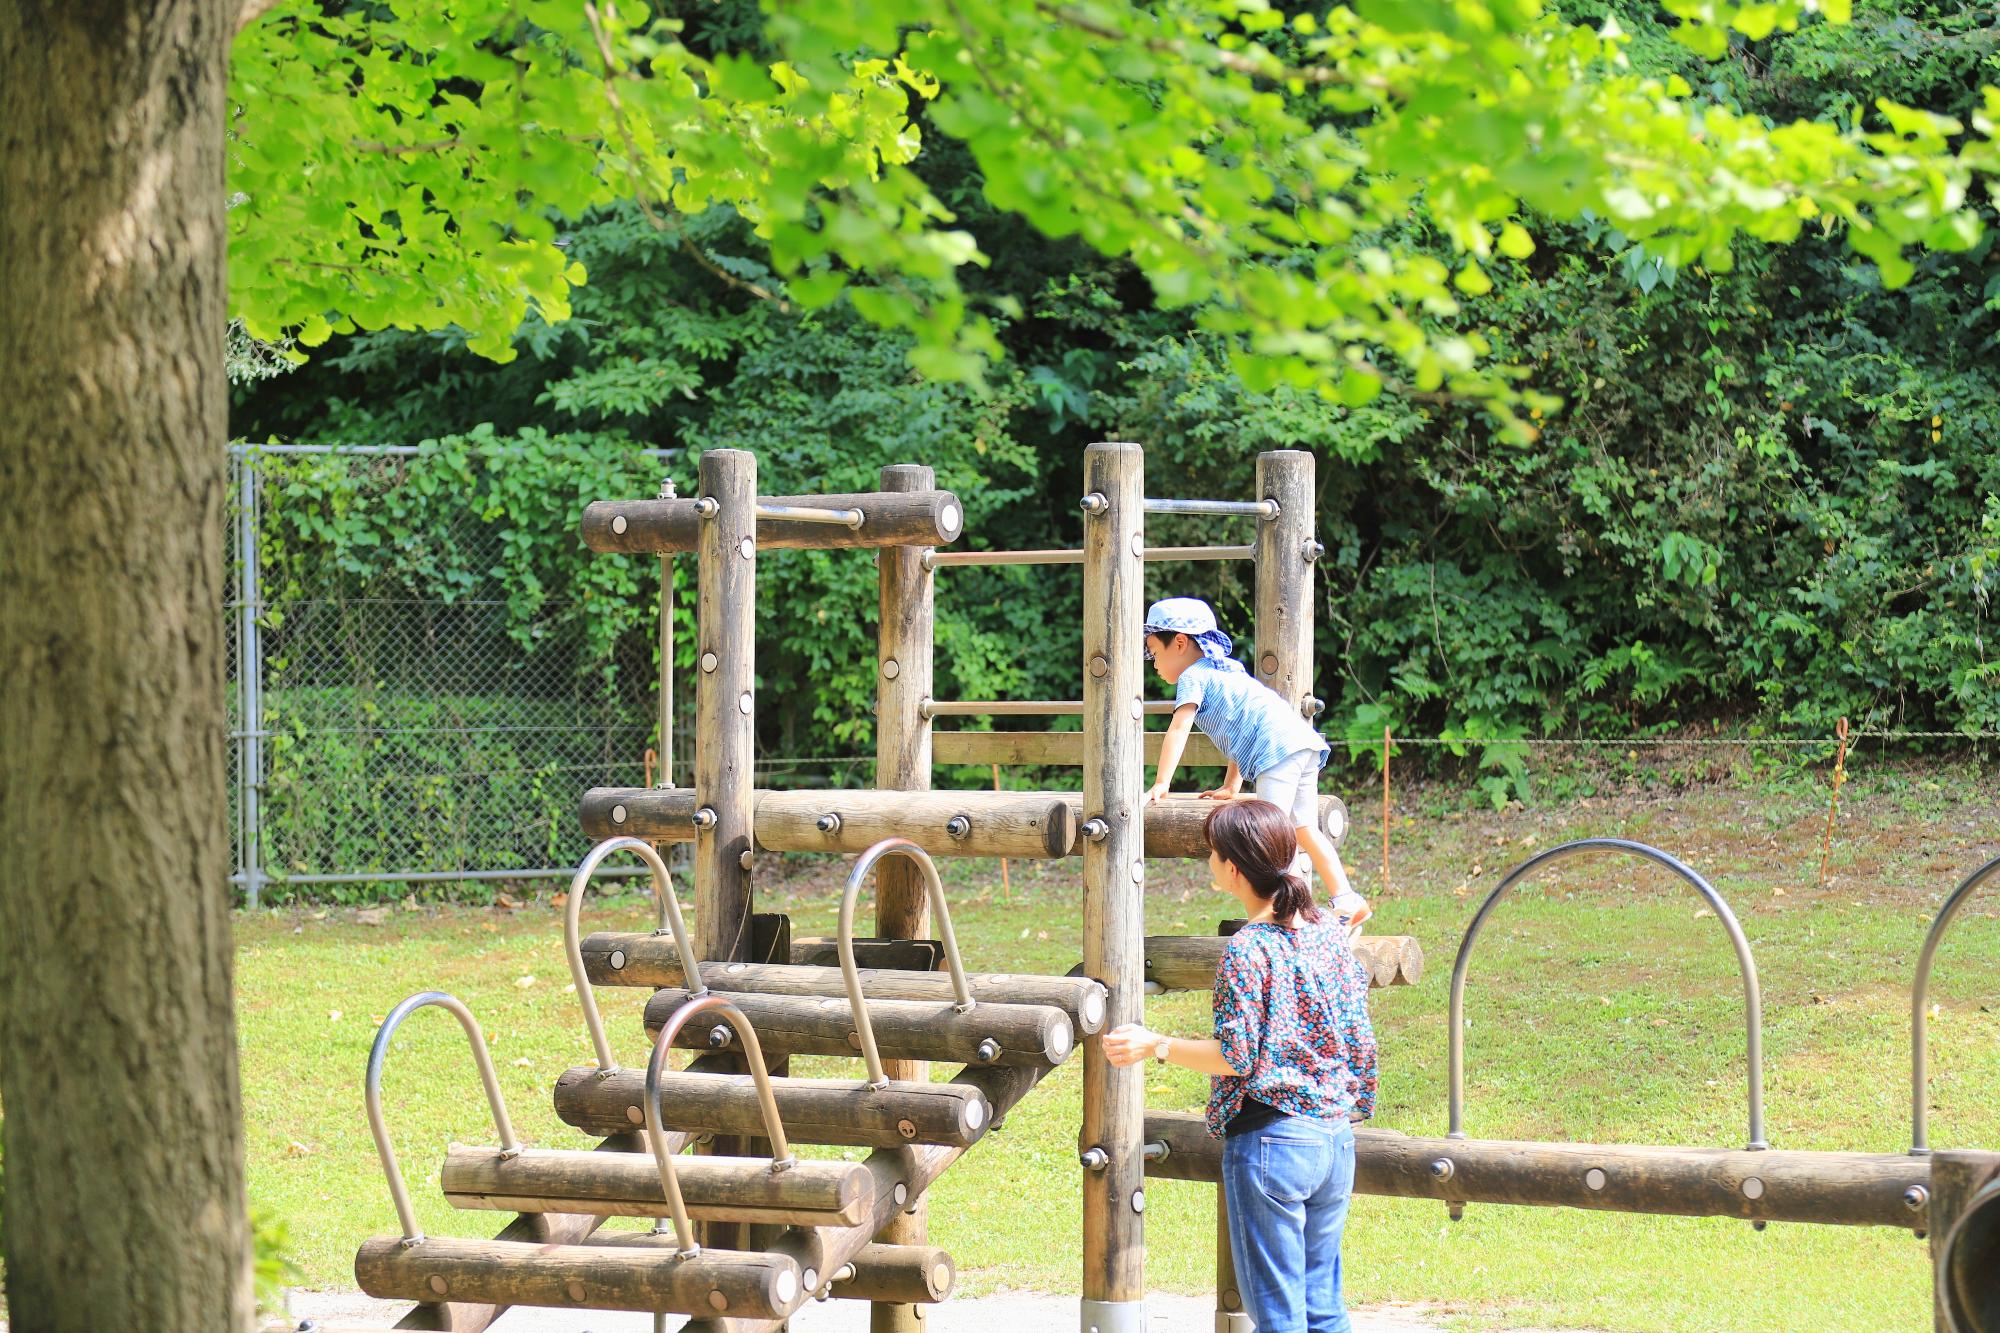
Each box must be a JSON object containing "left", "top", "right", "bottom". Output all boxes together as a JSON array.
[{"left": 1203, "top": 799, "right": 1321, "bottom": 925}]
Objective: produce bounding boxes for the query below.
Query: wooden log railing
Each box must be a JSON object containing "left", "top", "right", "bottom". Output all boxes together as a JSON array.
[
  {"left": 583, "top": 489, "right": 963, "bottom": 554},
  {"left": 1142, "top": 1111, "right": 1933, "bottom": 1231},
  {"left": 580, "top": 787, "right": 1345, "bottom": 859}
]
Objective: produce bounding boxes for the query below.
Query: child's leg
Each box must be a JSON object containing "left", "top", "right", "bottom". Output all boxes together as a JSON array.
[{"left": 1299, "top": 824, "right": 1371, "bottom": 932}]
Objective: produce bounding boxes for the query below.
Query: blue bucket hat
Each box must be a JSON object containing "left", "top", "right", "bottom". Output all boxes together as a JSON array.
[{"left": 1143, "top": 597, "right": 1237, "bottom": 665}]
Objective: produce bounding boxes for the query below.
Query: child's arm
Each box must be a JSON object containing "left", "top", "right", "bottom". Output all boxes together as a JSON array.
[
  {"left": 1199, "top": 759, "right": 1243, "bottom": 801},
  {"left": 1145, "top": 703, "right": 1200, "bottom": 803}
]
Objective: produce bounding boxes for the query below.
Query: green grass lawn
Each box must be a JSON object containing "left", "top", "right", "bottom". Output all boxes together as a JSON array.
[{"left": 236, "top": 767, "right": 1999, "bottom": 1331}]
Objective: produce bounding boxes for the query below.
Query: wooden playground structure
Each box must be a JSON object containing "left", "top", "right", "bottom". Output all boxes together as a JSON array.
[{"left": 340, "top": 445, "right": 1998, "bottom": 1333}]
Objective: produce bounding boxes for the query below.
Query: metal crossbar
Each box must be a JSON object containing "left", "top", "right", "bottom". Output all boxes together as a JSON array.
[
  {"left": 1142, "top": 497, "right": 1278, "bottom": 519},
  {"left": 924, "top": 544, "right": 1254, "bottom": 569}
]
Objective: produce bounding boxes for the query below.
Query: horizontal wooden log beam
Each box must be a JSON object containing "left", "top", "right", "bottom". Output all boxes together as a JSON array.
[
  {"left": 552, "top": 1064, "right": 992, "bottom": 1148},
  {"left": 581, "top": 786, "right": 1344, "bottom": 858},
  {"left": 578, "top": 944, "right": 1109, "bottom": 1038},
  {"left": 1142, "top": 1113, "right": 1932, "bottom": 1230},
  {"left": 581, "top": 786, "right": 1076, "bottom": 858},
  {"left": 357, "top": 1234, "right": 804, "bottom": 1319},
  {"left": 935, "top": 729, "right": 1229, "bottom": 768},
  {"left": 1144, "top": 933, "right": 1422, "bottom": 991},
  {"left": 440, "top": 1145, "right": 875, "bottom": 1228},
  {"left": 583, "top": 490, "right": 963, "bottom": 554},
  {"left": 643, "top": 987, "right": 1075, "bottom": 1068},
  {"left": 1050, "top": 791, "right": 1347, "bottom": 858},
  {"left": 827, "top": 1243, "right": 955, "bottom": 1304}
]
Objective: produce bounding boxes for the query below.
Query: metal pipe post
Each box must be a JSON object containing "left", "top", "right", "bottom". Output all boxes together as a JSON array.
[
  {"left": 237, "top": 451, "right": 264, "bottom": 909},
  {"left": 1080, "top": 442, "right": 1147, "bottom": 1333}
]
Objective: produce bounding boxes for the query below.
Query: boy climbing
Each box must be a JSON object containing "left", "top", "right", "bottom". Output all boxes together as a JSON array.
[{"left": 1142, "top": 597, "right": 1372, "bottom": 931}]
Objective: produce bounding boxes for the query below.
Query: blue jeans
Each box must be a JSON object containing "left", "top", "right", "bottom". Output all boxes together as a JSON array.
[{"left": 1221, "top": 1114, "right": 1356, "bottom": 1333}]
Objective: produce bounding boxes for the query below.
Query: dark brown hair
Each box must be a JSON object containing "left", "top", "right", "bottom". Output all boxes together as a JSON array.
[{"left": 1204, "top": 799, "right": 1319, "bottom": 924}]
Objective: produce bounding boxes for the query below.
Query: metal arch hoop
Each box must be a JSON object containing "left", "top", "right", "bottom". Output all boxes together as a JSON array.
[
  {"left": 1909, "top": 852, "right": 2000, "bottom": 1156},
  {"left": 1448, "top": 837, "right": 1768, "bottom": 1151},
  {"left": 644, "top": 993, "right": 796, "bottom": 1257},
  {"left": 365, "top": 991, "right": 521, "bottom": 1244},
  {"left": 839, "top": 838, "right": 977, "bottom": 1090},
  {"left": 565, "top": 835, "right": 706, "bottom": 1072}
]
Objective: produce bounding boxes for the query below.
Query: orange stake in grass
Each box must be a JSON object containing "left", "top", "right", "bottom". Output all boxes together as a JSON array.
[{"left": 1816, "top": 716, "right": 1850, "bottom": 889}]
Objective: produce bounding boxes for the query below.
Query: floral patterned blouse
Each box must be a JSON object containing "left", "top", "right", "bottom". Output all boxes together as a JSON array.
[{"left": 1207, "top": 917, "right": 1378, "bottom": 1138}]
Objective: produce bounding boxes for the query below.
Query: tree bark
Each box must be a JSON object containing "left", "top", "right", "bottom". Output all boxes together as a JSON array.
[{"left": 0, "top": 2, "right": 251, "bottom": 1330}]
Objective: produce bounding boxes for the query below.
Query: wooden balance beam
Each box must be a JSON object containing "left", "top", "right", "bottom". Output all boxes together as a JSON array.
[{"left": 1142, "top": 1111, "right": 1932, "bottom": 1230}]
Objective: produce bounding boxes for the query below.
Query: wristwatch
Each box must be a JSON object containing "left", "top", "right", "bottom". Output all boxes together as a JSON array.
[{"left": 1152, "top": 1038, "right": 1172, "bottom": 1064}]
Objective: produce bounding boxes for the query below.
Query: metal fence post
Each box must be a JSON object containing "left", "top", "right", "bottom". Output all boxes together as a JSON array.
[{"left": 237, "top": 448, "right": 265, "bottom": 909}]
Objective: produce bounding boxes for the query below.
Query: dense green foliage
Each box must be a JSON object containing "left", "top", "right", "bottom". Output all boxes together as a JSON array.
[{"left": 233, "top": 1, "right": 1999, "bottom": 840}]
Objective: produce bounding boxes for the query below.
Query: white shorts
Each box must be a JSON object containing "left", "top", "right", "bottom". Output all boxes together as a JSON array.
[{"left": 1252, "top": 747, "right": 1323, "bottom": 829}]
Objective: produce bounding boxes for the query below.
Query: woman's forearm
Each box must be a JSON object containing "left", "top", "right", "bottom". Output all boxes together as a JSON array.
[{"left": 1162, "top": 1035, "right": 1241, "bottom": 1077}]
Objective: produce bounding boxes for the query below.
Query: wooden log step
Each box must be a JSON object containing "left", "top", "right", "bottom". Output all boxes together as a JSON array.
[
  {"left": 1144, "top": 933, "right": 1423, "bottom": 991},
  {"left": 579, "top": 940, "right": 1109, "bottom": 1037},
  {"left": 1141, "top": 1111, "right": 1931, "bottom": 1230},
  {"left": 354, "top": 1234, "right": 804, "bottom": 1319},
  {"left": 582, "top": 786, "right": 1075, "bottom": 858},
  {"left": 552, "top": 1065, "right": 992, "bottom": 1148},
  {"left": 642, "top": 987, "right": 1075, "bottom": 1068},
  {"left": 582, "top": 489, "right": 963, "bottom": 554},
  {"left": 827, "top": 1242, "right": 955, "bottom": 1304},
  {"left": 439, "top": 1145, "right": 873, "bottom": 1227}
]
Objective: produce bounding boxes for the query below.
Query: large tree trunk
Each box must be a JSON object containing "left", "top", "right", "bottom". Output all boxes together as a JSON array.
[{"left": 0, "top": 2, "right": 251, "bottom": 1329}]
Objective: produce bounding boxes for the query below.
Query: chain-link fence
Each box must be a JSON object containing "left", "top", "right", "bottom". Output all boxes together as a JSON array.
[{"left": 227, "top": 444, "right": 670, "bottom": 905}]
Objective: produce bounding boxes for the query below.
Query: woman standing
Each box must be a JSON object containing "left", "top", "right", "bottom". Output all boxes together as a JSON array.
[{"left": 1103, "top": 798, "right": 1378, "bottom": 1333}]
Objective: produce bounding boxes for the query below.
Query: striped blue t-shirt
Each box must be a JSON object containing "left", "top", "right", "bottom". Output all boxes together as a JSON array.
[{"left": 1173, "top": 658, "right": 1329, "bottom": 781}]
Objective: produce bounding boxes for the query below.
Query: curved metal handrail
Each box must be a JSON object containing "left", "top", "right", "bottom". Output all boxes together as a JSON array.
[
  {"left": 645, "top": 993, "right": 795, "bottom": 1257},
  {"left": 365, "top": 991, "right": 520, "bottom": 1244},
  {"left": 1910, "top": 852, "right": 2000, "bottom": 1156},
  {"left": 839, "top": 838, "right": 977, "bottom": 1089},
  {"left": 1448, "top": 837, "right": 1768, "bottom": 1151},
  {"left": 565, "top": 835, "right": 705, "bottom": 1072}
]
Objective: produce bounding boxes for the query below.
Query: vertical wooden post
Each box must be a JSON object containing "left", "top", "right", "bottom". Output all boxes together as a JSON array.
[
  {"left": 695, "top": 447, "right": 756, "bottom": 964},
  {"left": 695, "top": 448, "right": 756, "bottom": 1253},
  {"left": 1214, "top": 917, "right": 1254, "bottom": 1333},
  {"left": 874, "top": 462, "right": 935, "bottom": 1333},
  {"left": 1253, "top": 450, "right": 1316, "bottom": 714},
  {"left": 1080, "top": 442, "right": 1147, "bottom": 1333}
]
